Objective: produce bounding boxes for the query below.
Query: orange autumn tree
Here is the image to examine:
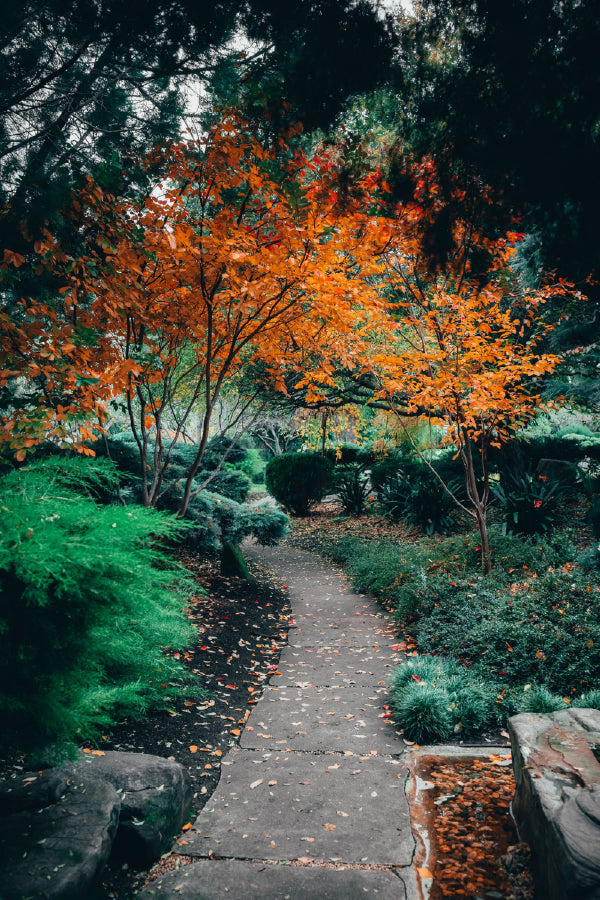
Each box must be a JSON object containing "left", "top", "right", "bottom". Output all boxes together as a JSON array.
[
  {"left": 0, "top": 111, "right": 391, "bottom": 513},
  {"left": 370, "top": 181, "right": 567, "bottom": 573}
]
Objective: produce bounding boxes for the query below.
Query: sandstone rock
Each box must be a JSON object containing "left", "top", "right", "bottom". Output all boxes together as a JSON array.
[
  {"left": 509, "top": 708, "right": 600, "bottom": 900},
  {"left": 0, "top": 770, "right": 120, "bottom": 900}
]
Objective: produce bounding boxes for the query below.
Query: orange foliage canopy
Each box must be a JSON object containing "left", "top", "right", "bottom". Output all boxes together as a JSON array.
[{"left": 0, "top": 111, "right": 391, "bottom": 473}]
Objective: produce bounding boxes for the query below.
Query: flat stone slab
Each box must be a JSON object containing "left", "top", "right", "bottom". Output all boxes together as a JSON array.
[
  {"left": 270, "top": 644, "right": 397, "bottom": 688},
  {"left": 241, "top": 684, "right": 403, "bottom": 753},
  {"left": 288, "top": 622, "right": 391, "bottom": 648},
  {"left": 136, "top": 859, "right": 409, "bottom": 899},
  {"left": 182, "top": 749, "right": 413, "bottom": 865}
]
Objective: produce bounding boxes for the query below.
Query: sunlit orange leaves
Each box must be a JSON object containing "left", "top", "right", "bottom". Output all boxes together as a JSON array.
[{"left": 0, "top": 109, "right": 391, "bottom": 460}]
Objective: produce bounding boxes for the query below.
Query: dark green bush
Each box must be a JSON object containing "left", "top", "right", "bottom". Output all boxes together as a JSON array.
[
  {"left": 325, "top": 444, "right": 376, "bottom": 465},
  {"left": 0, "top": 458, "right": 201, "bottom": 756},
  {"left": 334, "top": 462, "right": 371, "bottom": 516},
  {"left": 520, "top": 430, "right": 600, "bottom": 464},
  {"left": 413, "top": 566, "right": 600, "bottom": 696},
  {"left": 492, "top": 467, "right": 566, "bottom": 535},
  {"left": 371, "top": 450, "right": 460, "bottom": 535},
  {"left": 265, "top": 452, "right": 334, "bottom": 515},
  {"left": 378, "top": 469, "right": 459, "bottom": 535},
  {"left": 588, "top": 498, "right": 600, "bottom": 538},
  {"left": 369, "top": 452, "right": 409, "bottom": 493}
]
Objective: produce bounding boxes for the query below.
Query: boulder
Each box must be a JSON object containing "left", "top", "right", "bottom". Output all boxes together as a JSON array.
[
  {"left": 0, "top": 768, "right": 120, "bottom": 900},
  {"left": 509, "top": 708, "right": 600, "bottom": 900},
  {"left": 0, "top": 751, "right": 193, "bottom": 899},
  {"left": 79, "top": 751, "right": 193, "bottom": 866}
]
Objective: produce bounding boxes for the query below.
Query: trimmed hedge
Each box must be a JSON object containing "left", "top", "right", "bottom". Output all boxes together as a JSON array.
[{"left": 265, "top": 452, "right": 334, "bottom": 515}]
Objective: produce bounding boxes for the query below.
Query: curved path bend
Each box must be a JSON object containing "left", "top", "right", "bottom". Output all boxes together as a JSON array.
[{"left": 137, "top": 542, "right": 417, "bottom": 899}]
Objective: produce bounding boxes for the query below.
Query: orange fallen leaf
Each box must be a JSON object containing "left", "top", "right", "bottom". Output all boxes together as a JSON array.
[
  {"left": 182, "top": 823, "right": 193, "bottom": 832},
  {"left": 189, "top": 745, "right": 198, "bottom": 753},
  {"left": 324, "top": 823, "right": 336, "bottom": 831},
  {"left": 417, "top": 867, "right": 433, "bottom": 879}
]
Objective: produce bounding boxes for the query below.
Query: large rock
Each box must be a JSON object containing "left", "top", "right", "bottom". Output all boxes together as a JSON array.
[
  {"left": 509, "top": 708, "right": 600, "bottom": 900},
  {"left": 0, "top": 768, "right": 120, "bottom": 900},
  {"left": 0, "top": 751, "right": 193, "bottom": 899},
  {"left": 79, "top": 751, "right": 193, "bottom": 866}
]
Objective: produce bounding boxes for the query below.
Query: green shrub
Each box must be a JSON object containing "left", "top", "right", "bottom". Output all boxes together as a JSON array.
[
  {"left": 392, "top": 682, "right": 453, "bottom": 743},
  {"left": 371, "top": 450, "right": 460, "bottom": 535},
  {"left": 325, "top": 444, "right": 376, "bottom": 465},
  {"left": 0, "top": 458, "right": 201, "bottom": 756},
  {"left": 492, "top": 467, "right": 566, "bottom": 535},
  {"left": 265, "top": 452, "right": 334, "bottom": 515},
  {"left": 378, "top": 469, "right": 458, "bottom": 535},
  {"left": 370, "top": 452, "right": 410, "bottom": 493},
  {"left": 334, "top": 462, "right": 371, "bottom": 516},
  {"left": 413, "top": 566, "right": 600, "bottom": 696},
  {"left": 179, "top": 490, "right": 289, "bottom": 552},
  {"left": 588, "top": 498, "right": 600, "bottom": 538}
]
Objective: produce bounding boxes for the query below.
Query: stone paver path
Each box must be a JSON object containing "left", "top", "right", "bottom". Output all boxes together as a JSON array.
[{"left": 137, "top": 543, "right": 416, "bottom": 899}]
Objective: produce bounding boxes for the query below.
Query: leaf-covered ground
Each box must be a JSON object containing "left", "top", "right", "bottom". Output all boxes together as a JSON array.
[{"left": 90, "top": 550, "right": 291, "bottom": 899}]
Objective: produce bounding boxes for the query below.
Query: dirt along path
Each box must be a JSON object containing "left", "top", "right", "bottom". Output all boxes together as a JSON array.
[{"left": 136, "top": 540, "right": 418, "bottom": 899}]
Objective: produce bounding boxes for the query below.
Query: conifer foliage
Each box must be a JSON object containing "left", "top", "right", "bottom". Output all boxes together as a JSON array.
[{"left": 0, "top": 457, "right": 199, "bottom": 755}]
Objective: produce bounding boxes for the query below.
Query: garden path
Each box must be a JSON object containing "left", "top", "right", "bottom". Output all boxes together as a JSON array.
[{"left": 137, "top": 541, "right": 417, "bottom": 899}]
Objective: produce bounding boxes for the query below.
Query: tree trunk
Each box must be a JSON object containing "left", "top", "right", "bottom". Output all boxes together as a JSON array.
[
  {"left": 462, "top": 434, "right": 492, "bottom": 575},
  {"left": 220, "top": 541, "right": 252, "bottom": 579}
]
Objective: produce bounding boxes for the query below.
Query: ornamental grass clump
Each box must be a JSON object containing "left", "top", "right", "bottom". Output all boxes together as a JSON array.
[
  {"left": 0, "top": 457, "right": 201, "bottom": 756},
  {"left": 389, "top": 656, "right": 498, "bottom": 743},
  {"left": 517, "top": 686, "right": 569, "bottom": 714}
]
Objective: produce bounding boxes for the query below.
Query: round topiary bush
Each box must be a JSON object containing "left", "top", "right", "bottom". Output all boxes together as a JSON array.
[{"left": 265, "top": 452, "right": 334, "bottom": 516}]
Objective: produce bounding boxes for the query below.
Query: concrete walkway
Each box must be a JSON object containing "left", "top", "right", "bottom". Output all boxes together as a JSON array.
[{"left": 137, "top": 543, "right": 417, "bottom": 899}]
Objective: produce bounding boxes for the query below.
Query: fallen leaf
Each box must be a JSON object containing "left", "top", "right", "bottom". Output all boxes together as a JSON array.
[
  {"left": 181, "top": 823, "right": 193, "bottom": 832},
  {"left": 250, "top": 778, "right": 263, "bottom": 789},
  {"left": 337, "top": 810, "right": 349, "bottom": 817},
  {"left": 324, "top": 823, "right": 336, "bottom": 831},
  {"left": 417, "top": 867, "right": 433, "bottom": 879},
  {"left": 189, "top": 745, "right": 198, "bottom": 753}
]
